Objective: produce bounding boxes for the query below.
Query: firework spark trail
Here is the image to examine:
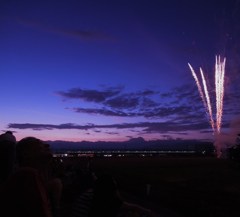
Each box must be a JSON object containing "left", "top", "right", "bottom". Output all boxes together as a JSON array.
[
  {"left": 200, "top": 68, "right": 215, "bottom": 131},
  {"left": 215, "top": 56, "right": 226, "bottom": 134},
  {"left": 188, "top": 64, "right": 208, "bottom": 111},
  {"left": 189, "top": 55, "right": 226, "bottom": 158},
  {"left": 188, "top": 56, "right": 226, "bottom": 134},
  {"left": 188, "top": 63, "right": 214, "bottom": 131}
]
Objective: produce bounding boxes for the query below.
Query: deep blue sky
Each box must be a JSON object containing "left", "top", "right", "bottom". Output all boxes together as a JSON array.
[{"left": 1, "top": 0, "right": 240, "bottom": 144}]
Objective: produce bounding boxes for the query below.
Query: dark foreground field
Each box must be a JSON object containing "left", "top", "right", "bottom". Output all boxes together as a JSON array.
[{"left": 61, "top": 156, "right": 240, "bottom": 217}]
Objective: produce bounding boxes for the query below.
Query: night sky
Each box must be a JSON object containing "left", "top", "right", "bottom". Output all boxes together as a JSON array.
[{"left": 1, "top": 0, "right": 240, "bottom": 145}]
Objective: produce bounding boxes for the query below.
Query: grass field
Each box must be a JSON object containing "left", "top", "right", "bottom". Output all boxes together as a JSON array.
[{"left": 61, "top": 156, "right": 240, "bottom": 217}]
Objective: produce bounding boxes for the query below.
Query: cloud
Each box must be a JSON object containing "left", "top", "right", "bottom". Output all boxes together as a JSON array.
[
  {"left": 70, "top": 104, "right": 197, "bottom": 119},
  {"left": 58, "top": 29, "right": 114, "bottom": 41},
  {"left": 16, "top": 18, "right": 115, "bottom": 41},
  {"left": 103, "top": 90, "right": 163, "bottom": 111},
  {"left": 144, "top": 105, "right": 193, "bottom": 118},
  {"left": 8, "top": 119, "right": 208, "bottom": 134},
  {"left": 9, "top": 82, "right": 239, "bottom": 139},
  {"left": 105, "top": 132, "right": 119, "bottom": 135},
  {"left": 57, "top": 85, "right": 211, "bottom": 125},
  {"left": 56, "top": 87, "right": 122, "bottom": 103},
  {"left": 141, "top": 121, "right": 209, "bottom": 133},
  {"left": 105, "top": 95, "right": 140, "bottom": 109},
  {"left": 57, "top": 86, "right": 161, "bottom": 111},
  {"left": 72, "top": 108, "right": 137, "bottom": 117}
]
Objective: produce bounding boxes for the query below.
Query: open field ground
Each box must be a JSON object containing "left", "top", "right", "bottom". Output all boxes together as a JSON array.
[{"left": 61, "top": 156, "right": 240, "bottom": 217}]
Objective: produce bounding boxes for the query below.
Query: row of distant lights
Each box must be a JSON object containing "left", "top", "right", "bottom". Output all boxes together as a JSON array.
[
  {"left": 53, "top": 150, "right": 197, "bottom": 158},
  {"left": 54, "top": 153, "right": 152, "bottom": 158}
]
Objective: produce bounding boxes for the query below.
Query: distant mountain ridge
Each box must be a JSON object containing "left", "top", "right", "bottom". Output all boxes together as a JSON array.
[{"left": 46, "top": 137, "right": 214, "bottom": 153}]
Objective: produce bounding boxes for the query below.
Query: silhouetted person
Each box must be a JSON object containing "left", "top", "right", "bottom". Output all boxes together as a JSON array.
[
  {"left": 70, "top": 171, "right": 96, "bottom": 217},
  {"left": 71, "top": 172, "right": 154, "bottom": 217},
  {"left": 0, "top": 136, "right": 62, "bottom": 217},
  {"left": 88, "top": 173, "right": 122, "bottom": 217},
  {"left": 0, "top": 131, "right": 16, "bottom": 184}
]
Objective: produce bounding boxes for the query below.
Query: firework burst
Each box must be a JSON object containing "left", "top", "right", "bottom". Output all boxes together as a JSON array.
[
  {"left": 189, "top": 55, "right": 226, "bottom": 157},
  {"left": 215, "top": 56, "right": 226, "bottom": 133}
]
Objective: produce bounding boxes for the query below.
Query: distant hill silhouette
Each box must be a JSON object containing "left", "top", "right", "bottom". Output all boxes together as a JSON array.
[{"left": 46, "top": 137, "right": 214, "bottom": 154}]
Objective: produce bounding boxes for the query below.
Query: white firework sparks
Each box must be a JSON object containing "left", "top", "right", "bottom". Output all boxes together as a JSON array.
[{"left": 189, "top": 55, "right": 226, "bottom": 158}]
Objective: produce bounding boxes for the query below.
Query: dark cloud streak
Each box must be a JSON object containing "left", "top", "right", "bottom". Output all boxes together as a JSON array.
[
  {"left": 8, "top": 120, "right": 209, "bottom": 134},
  {"left": 72, "top": 108, "right": 136, "bottom": 117},
  {"left": 16, "top": 18, "right": 115, "bottom": 41},
  {"left": 56, "top": 87, "right": 122, "bottom": 103}
]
